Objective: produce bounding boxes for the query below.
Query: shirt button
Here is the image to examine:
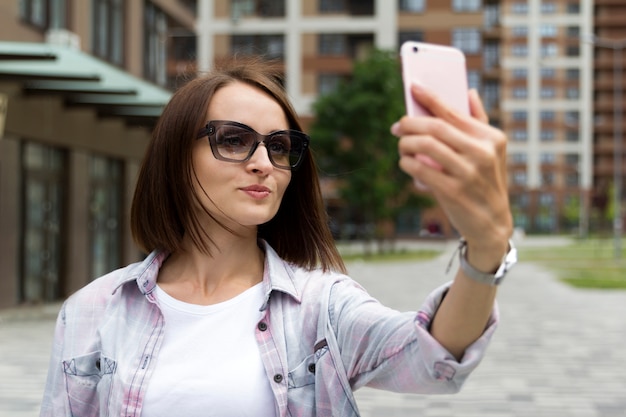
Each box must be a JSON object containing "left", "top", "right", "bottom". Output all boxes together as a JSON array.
[
  {"left": 257, "top": 322, "right": 268, "bottom": 331},
  {"left": 273, "top": 374, "right": 283, "bottom": 383},
  {"left": 308, "top": 363, "right": 316, "bottom": 374}
]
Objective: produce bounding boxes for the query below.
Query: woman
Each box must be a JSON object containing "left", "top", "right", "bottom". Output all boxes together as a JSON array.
[{"left": 40, "top": 59, "right": 514, "bottom": 417}]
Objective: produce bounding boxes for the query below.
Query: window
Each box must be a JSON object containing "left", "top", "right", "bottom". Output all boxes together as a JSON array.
[
  {"left": 144, "top": 2, "right": 166, "bottom": 85},
  {"left": 512, "top": 130, "right": 528, "bottom": 142},
  {"left": 509, "top": 153, "right": 527, "bottom": 164},
  {"left": 513, "top": 87, "right": 528, "bottom": 99},
  {"left": 482, "top": 81, "right": 499, "bottom": 112},
  {"left": 566, "top": 68, "right": 580, "bottom": 80},
  {"left": 511, "top": 2, "right": 528, "bottom": 14},
  {"left": 89, "top": 156, "right": 122, "bottom": 280},
  {"left": 540, "top": 24, "right": 557, "bottom": 38},
  {"left": 511, "top": 26, "right": 528, "bottom": 37},
  {"left": 567, "top": 26, "right": 580, "bottom": 38},
  {"left": 512, "top": 68, "right": 528, "bottom": 79},
  {"left": 566, "top": 131, "right": 579, "bottom": 142},
  {"left": 483, "top": 42, "right": 499, "bottom": 71},
  {"left": 540, "top": 110, "right": 555, "bottom": 121},
  {"left": 318, "top": 73, "right": 343, "bottom": 95},
  {"left": 452, "top": 28, "right": 481, "bottom": 54},
  {"left": 452, "top": 0, "right": 481, "bottom": 12},
  {"left": 565, "top": 153, "right": 579, "bottom": 166},
  {"left": 398, "top": 31, "right": 424, "bottom": 46},
  {"left": 539, "top": 192, "right": 555, "bottom": 206},
  {"left": 231, "top": 34, "right": 285, "bottom": 59},
  {"left": 93, "top": 0, "right": 125, "bottom": 65},
  {"left": 540, "top": 87, "right": 555, "bottom": 98},
  {"left": 484, "top": 4, "right": 499, "bottom": 28},
  {"left": 399, "top": 0, "right": 425, "bottom": 12},
  {"left": 566, "top": 172, "right": 579, "bottom": 186},
  {"left": 20, "top": 0, "right": 68, "bottom": 29},
  {"left": 565, "top": 111, "right": 579, "bottom": 126},
  {"left": 566, "top": 46, "right": 580, "bottom": 56},
  {"left": 541, "top": 1, "right": 556, "bottom": 13},
  {"left": 320, "top": 0, "right": 345, "bottom": 12},
  {"left": 540, "top": 43, "right": 558, "bottom": 57},
  {"left": 541, "top": 67, "right": 556, "bottom": 79},
  {"left": 512, "top": 111, "right": 528, "bottom": 121},
  {"left": 540, "top": 130, "right": 555, "bottom": 141},
  {"left": 512, "top": 171, "right": 527, "bottom": 185},
  {"left": 566, "top": 87, "right": 580, "bottom": 99},
  {"left": 467, "top": 70, "right": 481, "bottom": 90},
  {"left": 512, "top": 44, "right": 528, "bottom": 57},
  {"left": 541, "top": 172, "right": 555, "bottom": 186},
  {"left": 540, "top": 152, "right": 556, "bottom": 165},
  {"left": 319, "top": 34, "right": 346, "bottom": 55},
  {"left": 567, "top": 2, "right": 580, "bottom": 14}
]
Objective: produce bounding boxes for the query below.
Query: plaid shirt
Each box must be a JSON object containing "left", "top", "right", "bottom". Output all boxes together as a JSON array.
[{"left": 40, "top": 241, "right": 498, "bottom": 417}]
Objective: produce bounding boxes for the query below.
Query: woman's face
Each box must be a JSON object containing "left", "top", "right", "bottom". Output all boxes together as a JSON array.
[{"left": 191, "top": 82, "right": 292, "bottom": 231}]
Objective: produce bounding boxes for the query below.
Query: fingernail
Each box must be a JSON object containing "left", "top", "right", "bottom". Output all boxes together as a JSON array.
[{"left": 391, "top": 122, "right": 400, "bottom": 136}]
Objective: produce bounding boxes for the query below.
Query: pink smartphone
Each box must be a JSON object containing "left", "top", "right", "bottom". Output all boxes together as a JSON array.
[{"left": 400, "top": 41, "right": 470, "bottom": 117}]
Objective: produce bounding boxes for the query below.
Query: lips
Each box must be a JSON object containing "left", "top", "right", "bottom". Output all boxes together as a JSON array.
[{"left": 240, "top": 185, "right": 271, "bottom": 199}]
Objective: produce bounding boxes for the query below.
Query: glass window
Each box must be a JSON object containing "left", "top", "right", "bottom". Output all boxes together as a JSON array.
[
  {"left": 566, "top": 131, "right": 579, "bottom": 142},
  {"left": 567, "top": 2, "right": 580, "bottom": 14},
  {"left": 452, "top": 0, "right": 481, "bottom": 12},
  {"left": 540, "top": 130, "right": 555, "bottom": 141},
  {"left": 482, "top": 81, "right": 499, "bottom": 112},
  {"left": 399, "top": 31, "right": 424, "bottom": 45},
  {"left": 483, "top": 42, "right": 499, "bottom": 71},
  {"left": 93, "top": 0, "right": 125, "bottom": 66},
  {"left": 399, "top": 0, "right": 425, "bottom": 12},
  {"left": 512, "top": 44, "right": 528, "bottom": 57},
  {"left": 89, "top": 156, "right": 122, "bottom": 279},
  {"left": 541, "top": 172, "right": 555, "bottom": 186},
  {"left": 539, "top": 192, "right": 555, "bottom": 206},
  {"left": 540, "top": 110, "right": 555, "bottom": 121},
  {"left": 513, "top": 171, "right": 527, "bottom": 185},
  {"left": 541, "top": 67, "right": 556, "bottom": 79},
  {"left": 509, "top": 153, "right": 527, "bottom": 164},
  {"left": 540, "top": 24, "right": 557, "bottom": 38},
  {"left": 512, "top": 68, "right": 528, "bottom": 79},
  {"left": 512, "top": 130, "right": 528, "bottom": 142},
  {"left": 319, "top": 34, "right": 346, "bottom": 55},
  {"left": 566, "top": 172, "right": 579, "bottom": 186},
  {"left": 511, "top": 26, "right": 528, "bottom": 37},
  {"left": 566, "top": 87, "right": 580, "bottom": 99},
  {"left": 540, "top": 43, "right": 558, "bottom": 57},
  {"left": 540, "top": 87, "right": 555, "bottom": 98},
  {"left": 452, "top": 28, "right": 481, "bottom": 54},
  {"left": 467, "top": 70, "right": 481, "bottom": 90},
  {"left": 512, "top": 111, "right": 528, "bottom": 121},
  {"left": 565, "top": 153, "right": 579, "bottom": 166},
  {"left": 540, "top": 152, "right": 556, "bottom": 164},
  {"left": 541, "top": 1, "right": 556, "bottom": 13},
  {"left": 144, "top": 2, "right": 167, "bottom": 85},
  {"left": 511, "top": 2, "right": 528, "bottom": 14},
  {"left": 320, "top": 0, "right": 345, "bottom": 12},
  {"left": 513, "top": 87, "right": 528, "bottom": 99},
  {"left": 567, "top": 26, "right": 580, "bottom": 38},
  {"left": 566, "top": 46, "right": 580, "bottom": 56},
  {"left": 231, "top": 34, "right": 285, "bottom": 59},
  {"left": 566, "top": 68, "right": 580, "bottom": 80},
  {"left": 318, "top": 73, "right": 343, "bottom": 95}
]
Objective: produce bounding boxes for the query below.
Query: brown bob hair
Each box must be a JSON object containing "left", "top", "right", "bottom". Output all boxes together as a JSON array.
[{"left": 131, "top": 58, "right": 346, "bottom": 273}]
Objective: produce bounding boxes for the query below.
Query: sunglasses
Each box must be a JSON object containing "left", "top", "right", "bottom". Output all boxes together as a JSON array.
[{"left": 196, "top": 120, "right": 310, "bottom": 170}]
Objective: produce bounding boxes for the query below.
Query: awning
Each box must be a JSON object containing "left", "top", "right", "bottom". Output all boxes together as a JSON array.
[{"left": 0, "top": 41, "right": 172, "bottom": 127}]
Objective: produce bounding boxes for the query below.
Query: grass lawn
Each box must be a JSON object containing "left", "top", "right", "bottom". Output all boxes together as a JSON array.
[
  {"left": 339, "top": 247, "right": 442, "bottom": 263},
  {"left": 519, "top": 238, "right": 626, "bottom": 289}
]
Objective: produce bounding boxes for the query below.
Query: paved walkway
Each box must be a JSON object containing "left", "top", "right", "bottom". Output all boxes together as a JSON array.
[{"left": 1, "top": 237, "right": 625, "bottom": 416}]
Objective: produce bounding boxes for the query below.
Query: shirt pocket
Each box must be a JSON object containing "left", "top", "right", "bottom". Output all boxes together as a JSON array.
[
  {"left": 63, "top": 351, "right": 117, "bottom": 417},
  {"left": 288, "top": 340, "right": 328, "bottom": 389}
]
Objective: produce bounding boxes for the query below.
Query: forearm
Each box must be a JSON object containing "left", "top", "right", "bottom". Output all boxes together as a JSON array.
[{"left": 430, "top": 240, "right": 508, "bottom": 360}]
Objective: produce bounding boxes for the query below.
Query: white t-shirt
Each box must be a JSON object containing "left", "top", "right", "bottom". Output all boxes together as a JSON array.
[{"left": 141, "top": 282, "right": 277, "bottom": 417}]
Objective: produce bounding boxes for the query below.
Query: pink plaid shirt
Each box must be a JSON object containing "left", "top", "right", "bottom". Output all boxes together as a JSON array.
[{"left": 40, "top": 241, "right": 498, "bottom": 417}]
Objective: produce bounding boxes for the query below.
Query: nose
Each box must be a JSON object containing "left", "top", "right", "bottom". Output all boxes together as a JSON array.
[{"left": 247, "top": 142, "right": 274, "bottom": 173}]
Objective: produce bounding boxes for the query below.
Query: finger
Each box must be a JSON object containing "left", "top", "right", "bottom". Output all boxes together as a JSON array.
[
  {"left": 468, "top": 89, "right": 489, "bottom": 124},
  {"left": 398, "top": 134, "right": 471, "bottom": 178}
]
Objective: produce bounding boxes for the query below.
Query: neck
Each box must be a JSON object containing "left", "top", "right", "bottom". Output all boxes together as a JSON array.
[{"left": 158, "top": 227, "right": 265, "bottom": 305}]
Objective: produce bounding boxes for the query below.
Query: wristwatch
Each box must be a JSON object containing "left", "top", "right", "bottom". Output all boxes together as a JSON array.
[{"left": 455, "top": 238, "right": 517, "bottom": 286}]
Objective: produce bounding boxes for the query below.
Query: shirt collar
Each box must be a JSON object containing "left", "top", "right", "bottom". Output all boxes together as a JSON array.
[{"left": 111, "top": 240, "right": 302, "bottom": 308}]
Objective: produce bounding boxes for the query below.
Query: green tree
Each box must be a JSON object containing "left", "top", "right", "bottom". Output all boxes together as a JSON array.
[{"left": 310, "top": 48, "right": 431, "bottom": 248}]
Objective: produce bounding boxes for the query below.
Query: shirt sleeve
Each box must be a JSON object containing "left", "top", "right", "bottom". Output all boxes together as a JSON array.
[
  {"left": 327, "top": 278, "right": 498, "bottom": 394},
  {"left": 39, "top": 302, "right": 70, "bottom": 417}
]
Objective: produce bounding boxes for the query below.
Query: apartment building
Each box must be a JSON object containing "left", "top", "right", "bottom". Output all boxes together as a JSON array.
[
  {"left": 196, "top": 0, "right": 486, "bottom": 237},
  {"left": 0, "top": 0, "right": 196, "bottom": 308}
]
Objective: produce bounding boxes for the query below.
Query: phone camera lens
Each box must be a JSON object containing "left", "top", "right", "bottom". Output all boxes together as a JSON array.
[{"left": 413, "top": 46, "right": 419, "bottom": 53}]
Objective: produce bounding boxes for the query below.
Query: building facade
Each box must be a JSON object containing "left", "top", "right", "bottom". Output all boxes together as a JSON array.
[{"left": 0, "top": 0, "right": 197, "bottom": 308}]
